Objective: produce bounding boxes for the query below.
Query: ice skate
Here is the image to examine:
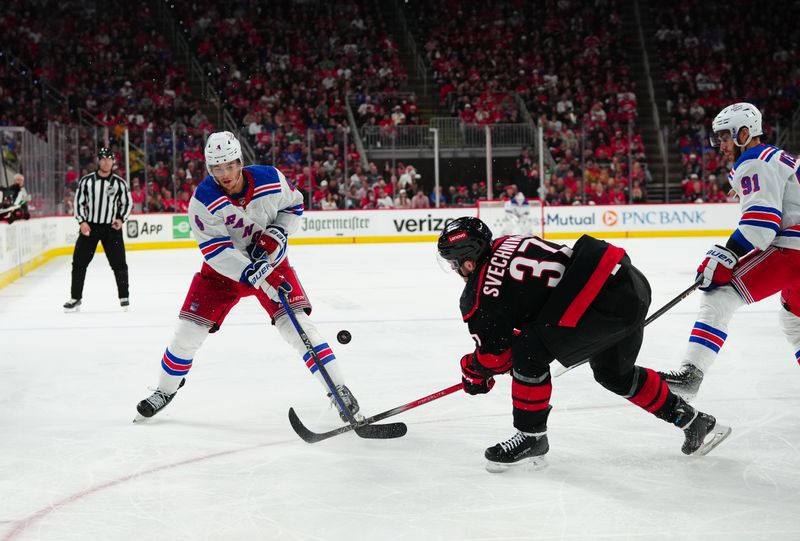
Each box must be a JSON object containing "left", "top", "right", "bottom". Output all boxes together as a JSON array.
[
  {"left": 658, "top": 364, "right": 704, "bottom": 401},
  {"left": 120, "top": 297, "right": 129, "bottom": 311},
  {"left": 672, "top": 397, "right": 731, "bottom": 456},
  {"left": 328, "top": 384, "right": 361, "bottom": 422},
  {"left": 63, "top": 299, "right": 81, "bottom": 313},
  {"left": 484, "top": 431, "right": 549, "bottom": 473},
  {"left": 134, "top": 378, "right": 185, "bottom": 422}
]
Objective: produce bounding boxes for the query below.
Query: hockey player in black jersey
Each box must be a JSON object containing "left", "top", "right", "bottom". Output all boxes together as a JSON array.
[{"left": 437, "top": 217, "right": 731, "bottom": 472}]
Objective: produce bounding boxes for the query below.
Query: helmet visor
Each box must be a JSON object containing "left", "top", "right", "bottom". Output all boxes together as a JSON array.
[
  {"left": 436, "top": 252, "right": 461, "bottom": 273},
  {"left": 709, "top": 130, "right": 733, "bottom": 148}
]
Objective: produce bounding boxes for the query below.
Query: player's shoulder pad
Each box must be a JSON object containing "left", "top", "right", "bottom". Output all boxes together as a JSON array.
[
  {"left": 244, "top": 165, "right": 282, "bottom": 187},
  {"left": 193, "top": 176, "right": 232, "bottom": 214},
  {"left": 734, "top": 144, "right": 781, "bottom": 169}
]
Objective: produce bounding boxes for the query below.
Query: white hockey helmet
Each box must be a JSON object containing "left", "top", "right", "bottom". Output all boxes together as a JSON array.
[
  {"left": 514, "top": 191, "right": 526, "bottom": 204},
  {"left": 710, "top": 102, "right": 762, "bottom": 148},
  {"left": 204, "top": 131, "right": 242, "bottom": 173}
]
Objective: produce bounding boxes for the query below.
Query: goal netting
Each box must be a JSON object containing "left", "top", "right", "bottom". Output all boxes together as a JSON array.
[{"left": 476, "top": 198, "right": 545, "bottom": 238}]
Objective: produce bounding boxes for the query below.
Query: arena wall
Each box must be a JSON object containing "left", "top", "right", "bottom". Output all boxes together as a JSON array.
[{"left": 0, "top": 203, "right": 739, "bottom": 289}]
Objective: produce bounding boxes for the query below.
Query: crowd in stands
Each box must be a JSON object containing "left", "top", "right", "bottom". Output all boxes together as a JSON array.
[
  {"left": 4, "top": 0, "right": 796, "bottom": 213},
  {"left": 652, "top": 0, "right": 800, "bottom": 201},
  {"left": 175, "top": 0, "right": 413, "bottom": 176},
  {"left": 402, "top": 0, "right": 649, "bottom": 205}
]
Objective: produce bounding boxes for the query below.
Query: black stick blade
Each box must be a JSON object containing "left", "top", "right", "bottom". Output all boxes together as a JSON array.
[{"left": 287, "top": 408, "right": 407, "bottom": 443}]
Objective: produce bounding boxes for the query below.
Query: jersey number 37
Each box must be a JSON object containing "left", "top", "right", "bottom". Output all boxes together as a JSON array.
[{"left": 509, "top": 238, "right": 565, "bottom": 288}]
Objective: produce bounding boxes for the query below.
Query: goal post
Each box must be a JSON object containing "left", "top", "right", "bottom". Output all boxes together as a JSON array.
[{"left": 476, "top": 198, "right": 545, "bottom": 238}]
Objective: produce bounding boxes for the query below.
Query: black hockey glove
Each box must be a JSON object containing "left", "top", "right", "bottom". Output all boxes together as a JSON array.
[{"left": 460, "top": 353, "right": 496, "bottom": 395}]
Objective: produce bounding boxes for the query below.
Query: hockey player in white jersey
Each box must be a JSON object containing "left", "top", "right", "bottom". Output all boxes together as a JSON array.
[
  {"left": 501, "top": 191, "right": 532, "bottom": 236},
  {"left": 659, "top": 103, "right": 800, "bottom": 399},
  {"left": 135, "top": 131, "right": 360, "bottom": 421}
]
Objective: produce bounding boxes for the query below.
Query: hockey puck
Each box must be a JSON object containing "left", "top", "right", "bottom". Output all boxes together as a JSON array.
[{"left": 336, "top": 330, "right": 352, "bottom": 344}]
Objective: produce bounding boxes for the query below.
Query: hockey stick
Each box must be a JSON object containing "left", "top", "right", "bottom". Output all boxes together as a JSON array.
[
  {"left": 277, "top": 289, "right": 407, "bottom": 440},
  {"left": 552, "top": 277, "right": 703, "bottom": 378},
  {"left": 289, "top": 383, "right": 464, "bottom": 444}
]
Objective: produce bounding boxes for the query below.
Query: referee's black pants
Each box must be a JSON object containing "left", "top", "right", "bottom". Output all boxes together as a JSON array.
[{"left": 70, "top": 223, "right": 129, "bottom": 300}]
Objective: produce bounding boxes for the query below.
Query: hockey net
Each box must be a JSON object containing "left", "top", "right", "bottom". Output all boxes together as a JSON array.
[{"left": 476, "top": 198, "right": 545, "bottom": 238}]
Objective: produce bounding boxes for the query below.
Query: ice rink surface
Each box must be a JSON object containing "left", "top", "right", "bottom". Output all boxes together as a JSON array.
[{"left": 1, "top": 237, "right": 799, "bottom": 540}]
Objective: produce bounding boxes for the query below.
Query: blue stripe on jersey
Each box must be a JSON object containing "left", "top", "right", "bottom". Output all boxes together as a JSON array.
[
  {"left": 689, "top": 336, "right": 722, "bottom": 353},
  {"left": 198, "top": 236, "right": 231, "bottom": 248},
  {"left": 765, "top": 147, "right": 780, "bottom": 162},
  {"left": 203, "top": 245, "right": 233, "bottom": 260},
  {"left": 780, "top": 229, "right": 800, "bottom": 237},
  {"left": 730, "top": 228, "right": 755, "bottom": 252},
  {"left": 733, "top": 144, "right": 768, "bottom": 169},
  {"left": 245, "top": 165, "right": 282, "bottom": 188},
  {"left": 745, "top": 205, "right": 782, "bottom": 217},
  {"left": 252, "top": 189, "right": 282, "bottom": 200},
  {"left": 281, "top": 204, "right": 304, "bottom": 216},
  {"left": 740, "top": 219, "right": 781, "bottom": 232}
]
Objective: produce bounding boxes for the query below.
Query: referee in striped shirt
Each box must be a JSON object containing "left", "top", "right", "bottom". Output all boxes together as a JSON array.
[{"left": 64, "top": 147, "right": 133, "bottom": 312}]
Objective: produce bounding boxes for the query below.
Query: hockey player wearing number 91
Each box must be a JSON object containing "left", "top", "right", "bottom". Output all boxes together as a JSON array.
[
  {"left": 437, "top": 217, "right": 731, "bottom": 472},
  {"left": 659, "top": 102, "right": 800, "bottom": 400},
  {"left": 134, "top": 131, "right": 361, "bottom": 422}
]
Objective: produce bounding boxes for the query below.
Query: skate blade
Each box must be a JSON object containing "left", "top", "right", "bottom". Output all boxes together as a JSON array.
[
  {"left": 485, "top": 456, "right": 547, "bottom": 474},
  {"left": 694, "top": 423, "right": 732, "bottom": 456},
  {"left": 64, "top": 307, "right": 80, "bottom": 313}
]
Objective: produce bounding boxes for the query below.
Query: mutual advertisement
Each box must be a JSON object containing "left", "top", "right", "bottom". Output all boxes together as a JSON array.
[{"left": 543, "top": 203, "right": 739, "bottom": 234}]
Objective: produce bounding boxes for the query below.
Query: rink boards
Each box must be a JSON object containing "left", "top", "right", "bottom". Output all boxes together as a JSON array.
[{"left": 0, "top": 203, "right": 739, "bottom": 289}]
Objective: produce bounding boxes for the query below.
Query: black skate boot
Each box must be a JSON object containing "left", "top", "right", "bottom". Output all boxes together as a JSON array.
[
  {"left": 134, "top": 378, "right": 185, "bottom": 421},
  {"left": 657, "top": 364, "right": 704, "bottom": 401},
  {"left": 484, "top": 431, "right": 549, "bottom": 473},
  {"left": 328, "top": 384, "right": 360, "bottom": 422},
  {"left": 63, "top": 298, "right": 81, "bottom": 313},
  {"left": 672, "top": 397, "right": 731, "bottom": 456},
  {"left": 120, "top": 297, "right": 129, "bottom": 311}
]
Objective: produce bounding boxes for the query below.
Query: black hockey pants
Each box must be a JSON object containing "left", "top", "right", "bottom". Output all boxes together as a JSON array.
[{"left": 70, "top": 223, "right": 129, "bottom": 300}]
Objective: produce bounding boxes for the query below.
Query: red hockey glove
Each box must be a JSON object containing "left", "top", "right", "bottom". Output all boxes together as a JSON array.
[
  {"left": 696, "top": 245, "right": 738, "bottom": 291},
  {"left": 248, "top": 225, "right": 288, "bottom": 266},
  {"left": 261, "top": 267, "right": 292, "bottom": 301},
  {"left": 460, "top": 353, "right": 496, "bottom": 395},
  {"left": 241, "top": 259, "right": 293, "bottom": 301}
]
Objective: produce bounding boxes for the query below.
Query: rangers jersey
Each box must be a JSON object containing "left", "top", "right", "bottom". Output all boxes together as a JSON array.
[
  {"left": 727, "top": 144, "right": 800, "bottom": 254},
  {"left": 188, "top": 165, "right": 304, "bottom": 283}
]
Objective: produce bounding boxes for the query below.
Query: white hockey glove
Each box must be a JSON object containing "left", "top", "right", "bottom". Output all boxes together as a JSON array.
[
  {"left": 248, "top": 225, "right": 288, "bottom": 267},
  {"left": 241, "top": 259, "right": 293, "bottom": 301},
  {"left": 696, "top": 245, "right": 738, "bottom": 291}
]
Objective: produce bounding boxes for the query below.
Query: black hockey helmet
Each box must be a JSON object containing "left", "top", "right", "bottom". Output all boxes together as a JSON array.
[
  {"left": 437, "top": 217, "right": 493, "bottom": 269},
  {"left": 97, "top": 147, "right": 114, "bottom": 160}
]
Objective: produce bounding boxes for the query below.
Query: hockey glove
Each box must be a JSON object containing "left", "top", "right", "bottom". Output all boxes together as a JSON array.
[
  {"left": 248, "top": 225, "right": 288, "bottom": 266},
  {"left": 697, "top": 245, "right": 738, "bottom": 291},
  {"left": 460, "top": 353, "right": 496, "bottom": 395},
  {"left": 241, "top": 259, "right": 293, "bottom": 301}
]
